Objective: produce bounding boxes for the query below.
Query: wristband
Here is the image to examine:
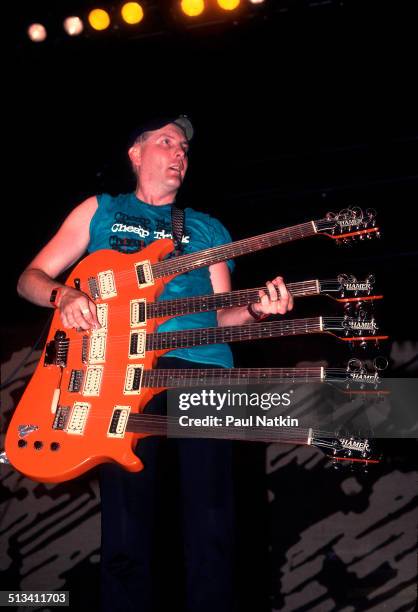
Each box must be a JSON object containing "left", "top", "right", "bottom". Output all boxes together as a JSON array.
[
  {"left": 247, "top": 303, "right": 268, "bottom": 321},
  {"left": 50, "top": 287, "right": 64, "bottom": 309}
]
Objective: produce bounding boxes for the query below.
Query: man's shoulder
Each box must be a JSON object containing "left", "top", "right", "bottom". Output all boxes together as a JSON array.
[
  {"left": 97, "top": 192, "right": 132, "bottom": 205},
  {"left": 95, "top": 192, "right": 136, "bottom": 213}
]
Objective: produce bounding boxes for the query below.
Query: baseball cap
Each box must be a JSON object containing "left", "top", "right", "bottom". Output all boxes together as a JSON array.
[{"left": 130, "top": 115, "right": 194, "bottom": 145}]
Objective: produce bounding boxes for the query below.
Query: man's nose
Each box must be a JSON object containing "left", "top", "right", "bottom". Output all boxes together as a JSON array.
[{"left": 174, "top": 146, "right": 186, "bottom": 159}]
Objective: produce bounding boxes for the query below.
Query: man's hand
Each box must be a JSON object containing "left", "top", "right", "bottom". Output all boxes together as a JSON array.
[
  {"left": 57, "top": 287, "right": 100, "bottom": 330},
  {"left": 251, "top": 276, "right": 294, "bottom": 317}
]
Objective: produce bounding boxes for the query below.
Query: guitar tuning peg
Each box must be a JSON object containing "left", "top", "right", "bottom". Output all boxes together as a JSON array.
[{"left": 360, "top": 341, "right": 368, "bottom": 350}]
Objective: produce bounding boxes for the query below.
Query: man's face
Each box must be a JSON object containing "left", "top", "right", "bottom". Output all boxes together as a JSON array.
[{"left": 134, "top": 123, "right": 189, "bottom": 193}]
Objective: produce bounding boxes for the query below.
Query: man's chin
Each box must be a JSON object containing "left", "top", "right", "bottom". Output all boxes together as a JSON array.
[{"left": 166, "top": 175, "right": 183, "bottom": 188}]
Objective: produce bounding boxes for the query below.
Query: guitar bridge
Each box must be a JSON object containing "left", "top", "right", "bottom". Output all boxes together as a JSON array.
[
  {"left": 88, "top": 276, "right": 100, "bottom": 300},
  {"left": 68, "top": 369, "right": 84, "bottom": 392},
  {"left": 44, "top": 331, "right": 69, "bottom": 367},
  {"left": 52, "top": 406, "right": 71, "bottom": 430}
]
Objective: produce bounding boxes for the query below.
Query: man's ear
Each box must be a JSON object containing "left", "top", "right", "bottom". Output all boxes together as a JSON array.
[{"left": 128, "top": 143, "right": 141, "bottom": 168}]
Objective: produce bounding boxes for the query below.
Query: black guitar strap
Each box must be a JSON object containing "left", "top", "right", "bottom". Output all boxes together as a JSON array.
[{"left": 171, "top": 205, "right": 185, "bottom": 256}]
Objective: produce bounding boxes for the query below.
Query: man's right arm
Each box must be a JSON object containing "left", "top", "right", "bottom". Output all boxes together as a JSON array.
[{"left": 17, "top": 196, "right": 100, "bottom": 330}]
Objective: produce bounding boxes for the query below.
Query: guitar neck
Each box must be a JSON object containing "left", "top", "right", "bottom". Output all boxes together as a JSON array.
[
  {"left": 142, "top": 366, "right": 325, "bottom": 388},
  {"left": 145, "top": 317, "right": 324, "bottom": 351},
  {"left": 126, "top": 412, "right": 313, "bottom": 445},
  {"left": 151, "top": 221, "right": 316, "bottom": 279},
  {"left": 147, "top": 280, "right": 320, "bottom": 319}
]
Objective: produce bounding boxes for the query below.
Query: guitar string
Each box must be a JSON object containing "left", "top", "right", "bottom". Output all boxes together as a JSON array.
[{"left": 58, "top": 317, "right": 376, "bottom": 352}]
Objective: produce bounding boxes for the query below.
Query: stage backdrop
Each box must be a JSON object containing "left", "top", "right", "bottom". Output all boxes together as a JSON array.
[{"left": 1, "top": 331, "right": 417, "bottom": 612}]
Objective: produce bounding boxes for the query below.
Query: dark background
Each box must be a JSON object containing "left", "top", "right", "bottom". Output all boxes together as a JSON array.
[
  {"left": 5, "top": 0, "right": 418, "bottom": 359},
  {"left": 2, "top": 1, "right": 418, "bottom": 610}
]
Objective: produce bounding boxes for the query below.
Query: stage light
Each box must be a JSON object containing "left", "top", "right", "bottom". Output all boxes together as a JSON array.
[
  {"left": 121, "top": 2, "right": 144, "bottom": 25},
  {"left": 249, "top": 0, "right": 265, "bottom": 4},
  {"left": 181, "top": 0, "right": 205, "bottom": 17},
  {"left": 27, "top": 23, "right": 47, "bottom": 42},
  {"left": 217, "top": 0, "right": 240, "bottom": 10},
  {"left": 88, "top": 8, "right": 111, "bottom": 31},
  {"left": 63, "top": 16, "right": 84, "bottom": 36}
]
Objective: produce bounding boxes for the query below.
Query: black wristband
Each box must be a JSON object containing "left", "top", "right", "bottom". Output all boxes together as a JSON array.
[{"left": 247, "top": 303, "right": 268, "bottom": 321}]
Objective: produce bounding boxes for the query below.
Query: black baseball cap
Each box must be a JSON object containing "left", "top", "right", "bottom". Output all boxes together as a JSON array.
[{"left": 130, "top": 115, "right": 194, "bottom": 145}]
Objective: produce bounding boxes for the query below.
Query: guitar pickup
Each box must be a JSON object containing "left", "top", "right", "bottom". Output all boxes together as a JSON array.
[
  {"left": 67, "top": 402, "right": 90, "bottom": 435},
  {"left": 89, "top": 330, "right": 107, "bottom": 364},
  {"left": 96, "top": 303, "right": 108, "bottom": 329},
  {"left": 129, "top": 331, "right": 146, "bottom": 359},
  {"left": 134, "top": 260, "right": 154, "bottom": 288},
  {"left": 130, "top": 298, "right": 147, "bottom": 327},
  {"left": 108, "top": 406, "right": 131, "bottom": 438},
  {"left": 98, "top": 270, "right": 117, "bottom": 299},
  {"left": 44, "top": 331, "right": 69, "bottom": 367},
  {"left": 68, "top": 369, "right": 84, "bottom": 393},
  {"left": 124, "top": 364, "right": 143, "bottom": 395},
  {"left": 82, "top": 366, "right": 104, "bottom": 396}
]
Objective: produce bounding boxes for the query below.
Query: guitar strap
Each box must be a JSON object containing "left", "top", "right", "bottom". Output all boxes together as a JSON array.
[{"left": 171, "top": 205, "right": 185, "bottom": 257}]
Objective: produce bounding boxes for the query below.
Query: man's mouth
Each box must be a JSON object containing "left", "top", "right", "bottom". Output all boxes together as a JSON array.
[{"left": 169, "top": 164, "right": 182, "bottom": 173}]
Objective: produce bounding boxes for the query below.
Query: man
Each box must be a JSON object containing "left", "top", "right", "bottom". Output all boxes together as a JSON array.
[{"left": 17, "top": 115, "right": 293, "bottom": 612}]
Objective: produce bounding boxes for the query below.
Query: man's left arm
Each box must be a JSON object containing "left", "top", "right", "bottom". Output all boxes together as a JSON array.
[{"left": 209, "top": 262, "right": 294, "bottom": 327}]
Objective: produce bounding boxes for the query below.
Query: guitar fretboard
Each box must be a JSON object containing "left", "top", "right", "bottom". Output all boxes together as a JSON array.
[
  {"left": 142, "top": 366, "right": 324, "bottom": 388},
  {"left": 146, "top": 317, "right": 324, "bottom": 351},
  {"left": 151, "top": 221, "right": 316, "bottom": 278},
  {"left": 147, "top": 280, "right": 320, "bottom": 319}
]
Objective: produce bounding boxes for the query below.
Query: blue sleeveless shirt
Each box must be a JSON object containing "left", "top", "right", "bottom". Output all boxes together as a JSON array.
[{"left": 88, "top": 193, "right": 234, "bottom": 367}]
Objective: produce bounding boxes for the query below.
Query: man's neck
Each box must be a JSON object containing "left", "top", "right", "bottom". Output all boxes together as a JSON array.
[{"left": 135, "top": 186, "right": 177, "bottom": 206}]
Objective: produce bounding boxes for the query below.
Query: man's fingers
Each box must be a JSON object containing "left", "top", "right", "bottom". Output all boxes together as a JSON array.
[
  {"left": 272, "top": 276, "right": 293, "bottom": 314},
  {"left": 266, "top": 281, "right": 279, "bottom": 302},
  {"left": 88, "top": 300, "right": 100, "bottom": 328}
]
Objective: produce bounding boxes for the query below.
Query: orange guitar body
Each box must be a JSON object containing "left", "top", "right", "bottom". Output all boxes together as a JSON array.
[{"left": 5, "top": 239, "right": 177, "bottom": 483}]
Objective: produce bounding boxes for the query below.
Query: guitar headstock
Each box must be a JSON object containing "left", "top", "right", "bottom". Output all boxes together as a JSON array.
[
  {"left": 323, "top": 310, "right": 388, "bottom": 345},
  {"left": 314, "top": 207, "right": 380, "bottom": 243},
  {"left": 319, "top": 273, "right": 383, "bottom": 303},
  {"left": 313, "top": 434, "right": 382, "bottom": 469},
  {"left": 325, "top": 357, "right": 387, "bottom": 388}
]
